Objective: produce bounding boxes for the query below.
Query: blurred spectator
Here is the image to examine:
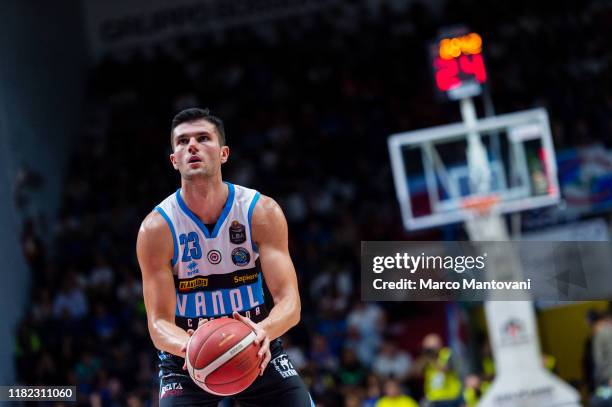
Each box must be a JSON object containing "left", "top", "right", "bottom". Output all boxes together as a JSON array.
[
  {"left": 52, "top": 274, "right": 88, "bottom": 319},
  {"left": 480, "top": 341, "right": 495, "bottom": 382},
  {"left": 116, "top": 266, "right": 143, "bottom": 306},
  {"left": 316, "top": 311, "right": 347, "bottom": 357},
  {"left": 593, "top": 311, "right": 612, "bottom": 386},
  {"left": 283, "top": 335, "right": 308, "bottom": 372},
  {"left": 31, "top": 288, "right": 53, "bottom": 321},
  {"left": 309, "top": 334, "right": 338, "bottom": 372},
  {"left": 14, "top": 163, "right": 44, "bottom": 212},
  {"left": 344, "top": 392, "right": 363, "bottom": 407},
  {"left": 462, "top": 374, "right": 490, "bottom": 407},
  {"left": 542, "top": 353, "right": 557, "bottom": 373},
  {"left": 363, "top": 374, "right": 383, "bottom": 407},
  {"left": 375, "top": 379, "right": 419, "bottom": 407},
  {"left": 89, "top": 253, "right": 114, "bottom": 287},
  {"left": 372, "top": 339, "right": 413, "bottom": 381},
  {"left": 21, "top": 219, "right": 46, "bottom": 270},
  {"left": 75, "top": 351, "right": 101, "bottom": 385},
  {"left": 310, "top": 263, "right": 353, "bottom": 316},
  {"left": 591, "top": 378, "right": 612, "bottom": 407},
  {"left": 14, "top": 319, "right": 42, "bottom": 383},
  {"left": 36, "top": 351, "right": 57, "bottom": 384},
  {"left": 91, "top": 303, "right": 118, "bottom": 340},
  {"left": 338, "top": 347, "right": 367, "bottom": 386},
  {"left": 346, "top": 302, "right": 386, "bottom": 366},
  {"left": 413, "top": 333, "right": 462, "bottom": 407}
]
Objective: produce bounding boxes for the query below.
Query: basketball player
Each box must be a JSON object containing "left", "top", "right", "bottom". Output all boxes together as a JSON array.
[{"left": 136, "top": 108, "right": 313, "bottom": 406}]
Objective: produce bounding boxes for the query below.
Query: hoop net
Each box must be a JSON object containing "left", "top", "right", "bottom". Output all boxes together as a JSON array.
[
  {"left": 461, "top": 194, "right": 499, "bottom": 216},
  {"left": 461, "top": 194, "right": 508, "bottom": 241}
]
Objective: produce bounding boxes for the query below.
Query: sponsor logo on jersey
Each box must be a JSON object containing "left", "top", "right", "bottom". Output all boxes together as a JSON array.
[
  {"left": 178, "top": 277, "right": 209, "bottom": 292},
  {"left": 175, "top": 282, "right": 263, "bottom": 317},
  {"left": 271, "top": 354, "right": 298, "bottom": 379},
  {"left": 229, "top": 220, "right": 247, "bottom": 244},
  {"left": 207, "top": 249, "right": 222, "bottom": 265},
  {"left": 234, "top": 272, "right": 259, "bottom": 284},
  {"left": 231, "top": 247, "right": 250, "bottom": 266},
  {"left": 187, "top": 261, "right": 199, "bottom": 276},
  {"left": 160, "top": 382, "right": 183, "bottom": 398},
  {"left": 175, "top": 269, "right": 260, "bottom": 291}
]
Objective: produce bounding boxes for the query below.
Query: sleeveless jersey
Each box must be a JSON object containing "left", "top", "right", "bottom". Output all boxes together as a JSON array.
[
  {"left": 154, "top": 182, "right": 285, "bottom": 375},
  {"left": 155, "top": 182, "right": 268, "bottom": 331}
]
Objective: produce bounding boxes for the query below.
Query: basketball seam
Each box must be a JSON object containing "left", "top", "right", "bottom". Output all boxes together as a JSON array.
[
  {"left": 204, "top": 350, "right": 260, "bottom": 385},
  {"left": 186, "top": 320, "right": 258, "bottom": 396},
  {"left": 197, "top": 331, "right": 257, "bottom": 378},
  {"left": 192, "top": 319, "right": 237, "bottom": 367},
  {"left": 188, "top": 319, "right": 238, "bottom": 384},
  {"left": 196, "top": 331, "right": 257, "bottom": 380}
]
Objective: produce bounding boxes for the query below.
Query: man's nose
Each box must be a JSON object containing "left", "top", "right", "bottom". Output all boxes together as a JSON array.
[{"left": 187, "top": 137, "right": 199, "bottom": 152}]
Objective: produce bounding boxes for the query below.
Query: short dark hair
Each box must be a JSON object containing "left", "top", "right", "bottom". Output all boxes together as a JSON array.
[{"left": 170, "top": 108, "right": 226, "bottom": 148}]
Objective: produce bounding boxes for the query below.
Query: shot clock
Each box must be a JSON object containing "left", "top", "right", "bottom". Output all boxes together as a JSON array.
[{"left": 430, "top": 27, "right": 488, "bottom": 101}]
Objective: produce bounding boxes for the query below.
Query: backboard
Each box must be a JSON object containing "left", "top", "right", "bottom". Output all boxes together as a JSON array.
[{"left": 388, "top": 108, "right": 560, "bottom": 230}]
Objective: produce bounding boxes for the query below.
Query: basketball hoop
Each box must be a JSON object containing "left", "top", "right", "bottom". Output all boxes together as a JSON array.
[
  {"left": 462, "top": 194, "right": 507, "bottom": 241},
  {"left": 461, "top": 194, "right": 499, "bottom": 216}
]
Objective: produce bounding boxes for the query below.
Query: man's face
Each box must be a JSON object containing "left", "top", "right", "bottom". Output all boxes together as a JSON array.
[
  {"left": 384, "top": 381, "right": 400, "bottom": 397},
  {"left": 170, "top": 119, "right": 229, "bottom": 180}
]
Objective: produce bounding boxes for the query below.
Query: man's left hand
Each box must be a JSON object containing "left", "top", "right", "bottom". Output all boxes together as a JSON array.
[{"left": 233, "top": 312, "right": 271, "bottom": 376}]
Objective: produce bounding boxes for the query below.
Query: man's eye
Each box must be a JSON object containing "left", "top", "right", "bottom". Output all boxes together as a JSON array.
[
  {"left": 198, "top": 136, "right": 209, "bottom": 142},
  {"left": 179, "top": 139, "right": 188, "bottom": 144}
]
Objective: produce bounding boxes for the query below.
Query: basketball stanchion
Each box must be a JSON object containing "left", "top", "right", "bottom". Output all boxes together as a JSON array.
[{"left": 388, "top": 84, "right": 580, "bottom": 407}]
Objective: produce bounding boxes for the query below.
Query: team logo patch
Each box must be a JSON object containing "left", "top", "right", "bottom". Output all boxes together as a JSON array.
[
  {"left": 231, "top": 247, "right": 250, "bottom": 266},
  {"left": 229, "top": 220, "right": 247, "bottom": 244},
  {"left": 207, "top": 249, "right": 222, "bottom": 265}
]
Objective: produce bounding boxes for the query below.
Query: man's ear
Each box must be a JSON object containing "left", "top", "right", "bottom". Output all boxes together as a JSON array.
[
  {"left": 220, "top": 145, "right": 230, "bottom": 164},
  {"left": 170, "top": 153, "right": 179, "bottom": 170}
]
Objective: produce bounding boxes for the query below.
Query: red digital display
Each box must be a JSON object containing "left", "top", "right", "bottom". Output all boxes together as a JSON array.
[{"left": 431, "top": 31, "right": 488, "bottom": 100}]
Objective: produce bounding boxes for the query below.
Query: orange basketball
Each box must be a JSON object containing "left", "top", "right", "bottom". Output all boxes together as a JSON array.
[{"left": 185, "top": 318, "right": 260, "bottom": 396}]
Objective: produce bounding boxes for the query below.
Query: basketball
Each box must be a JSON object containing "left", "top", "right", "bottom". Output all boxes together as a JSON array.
[{"left": 185, "top": 318, "right": 261, "bottom": 396}]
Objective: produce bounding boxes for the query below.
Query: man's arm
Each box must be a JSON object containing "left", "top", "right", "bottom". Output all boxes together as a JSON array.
[
  {"left": 136, "top": 211, "right": 190, "bottom": 357},
  {"left": 250, "top": 195, "right": 301, "bottom": 340}
]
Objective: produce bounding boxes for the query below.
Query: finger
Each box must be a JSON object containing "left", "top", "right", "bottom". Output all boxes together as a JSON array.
[
  {"left": 257, "top": 336, "right": 270, "bottom": 358},
  {"left": 233, "top": 311, "right": 258, "bottom": 330},
  {"left": 232, "top": 311, "right": 248, "bottom": 323},
  {"left": 182, "top": 350, "right": 189, "bottom": 370},
  {"left": 198, "top": 318, "right": 209, "bottom": 327},
  {"left": 255, "top": 330, "right": 266, "bottom": 344},
  {"left": 181, "top": 338, "right": 192, "bottom": 354},
  {"left": 187, "top": 329, "right": 195, "bottom": 336},
  {"left": 260, "top": 350, "right": 271, "bottom": 376}
]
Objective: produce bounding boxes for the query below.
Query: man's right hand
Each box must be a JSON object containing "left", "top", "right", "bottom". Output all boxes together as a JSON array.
[{"left": 181, "top": 319, "right": 208, "bottom": 370}]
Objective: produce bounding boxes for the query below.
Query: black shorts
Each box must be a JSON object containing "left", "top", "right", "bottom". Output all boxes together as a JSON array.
[{"left": 158, "top": 341, "right": 313, "bottom": 407}]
